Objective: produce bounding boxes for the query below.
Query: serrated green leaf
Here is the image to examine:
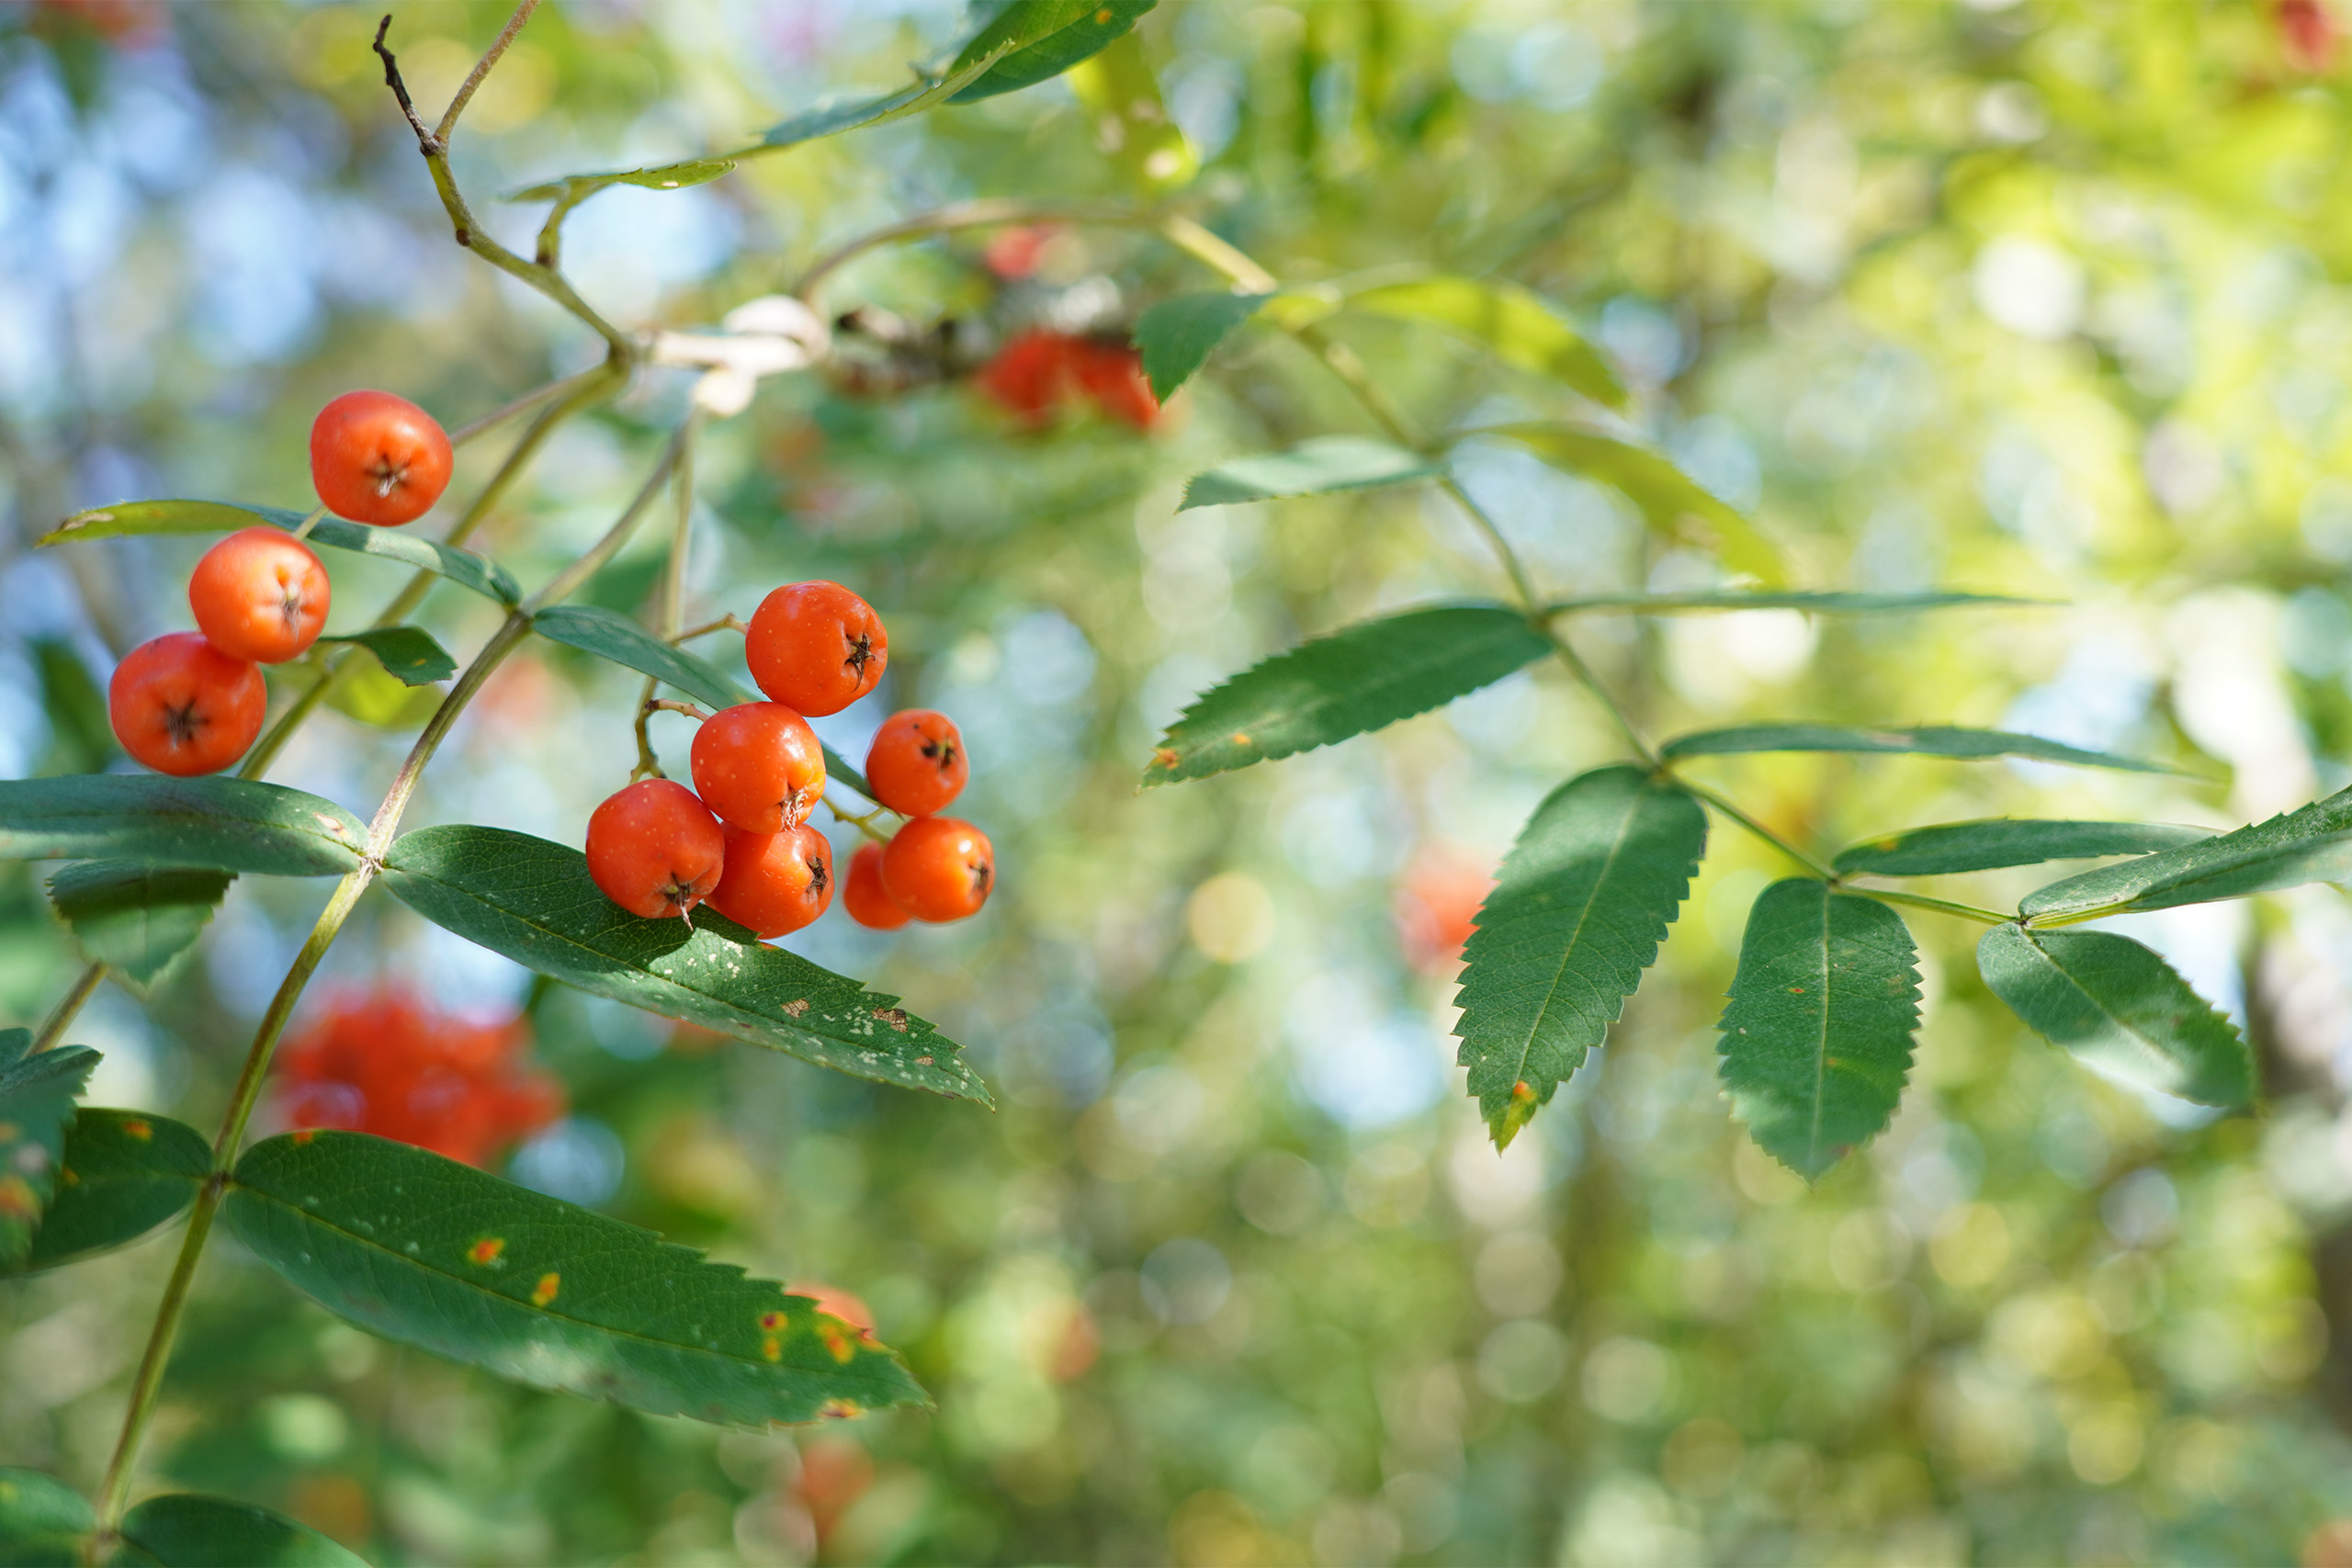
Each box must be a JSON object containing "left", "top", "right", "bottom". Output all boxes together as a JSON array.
[
  {"left": 2020, "top": 785, "right": 2352, "bottom": 923},
  {"left": 1454, "top": 766, "right": 1707, "bottom": 1147},
  {"left": 379, "top": 825, "right": 987, "bottom": 1103},
  {"left": 14, "top": 1108, "right": 207, "bottom": 1273},
  {"left": 0, "top": 1043, "right": 97, "bottom": 1268},
  {"left": 48, "top": 863, "right": 233, "bottom": 983},
  {"left": 947, "top": 0, "right": 1157, "bottom": 103},
  {"left": 116, "top": 1494, "right": 364, "bottom": 1566},
  {"left": 0, "top": 1468, "right": 91, "bottom": 1566},
  {"left": 506, "top": 156, "right": 737, "bottom": 204},
  {"left": 1068, "top": 28, "right": 1195, "bottom": 189},
  {"left": 1716, "top": 879, "right": 1920, "bottom": 1180},
  {"left": 227, "top": 1131, "right": 926, "bottom": 1425},
  {"left": 44, "top": 501, "right": 520, "bottom": 606},
  {"left": 0, "top": 777, "right": 365, "bottom": 876},
  {"left": 1549, "top": 590, "right": 2043, "bottom": 615},
  {"left": 1472, "top": 424, "right": 1784, "bottom": 584},
  {"left": 1133, "top": 293, "right": 1269, "bottom": 400},
  {"left": 1660, "top": 723, "right": 2177, "bottom": 774},
  {"left": 529, "top": 604, "right": 750, "bottom": 711},
  {"left": 1835, "top": 820, "right": 2212, "bottom": 878},
  {"left": 1179, "top": 436, "right": 1443, "bottom": 510},
  {"left": 316, "top": 626, "right": 455, "bottom": 687},
  {"left": 1977, "top": 923, "right": 2253, "bottom": 1106},
  {"left": 1350, "top": 276, "right": 1627, "bottom": 409},
  {"left": 1145, "top": 604, "right": 1547, "bottom": 785}
]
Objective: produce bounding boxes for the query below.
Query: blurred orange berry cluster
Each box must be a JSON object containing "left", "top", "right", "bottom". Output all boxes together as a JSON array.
[{"left": 977, "top": 328, "right": 1159, "bottom": 431}]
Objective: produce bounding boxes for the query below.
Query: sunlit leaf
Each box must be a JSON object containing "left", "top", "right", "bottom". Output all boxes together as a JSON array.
[
  {"left": 1455, "top": 766, "right": 1708, "bottom": 1148},
  {"left": 227, "top": 1131, "right": 927, "bottom": 1425},
  {"left": 1716, "top": 879, "right": 1919, "bottom": 1180},
  {"left": 315, "top": 626, "right": 455, "bottom": 687},
  {"left": 1350, "top": 276, "right": 1627, "bottom": 409},
  {"left": 1132, "top": 292, "right": 1269, "bottom": 400},
  {"left": 379, "top": 825, "right": 988, "bottom": 1103},
  {"left": 44, "top": 500, "right": 520, "bottom": 606},
  {"left": 947, "top": 0, "right": 1158, "bottom": 104},
  {"left": 506, "top": 156, "right": 738, "bottom": 204},
  {"left": 0, "top": 777, "right": 365, "bottom": 876},
  {"left": 529, "top": 604, "right": 750, "bottom": 711},
  {"left": 1471, "top": 424, "right": 1784, "bottom": 584},
  {"left": 2019, "top": 785, "right": 2352, "bottom": 923},
  {"left": 47, "top": 863, "right": 233, "bottom": 984},
  {"left": 1660, "top": 723, "right": 2177, "bottom": 774},
  {"left": 118, "top": 1492, "right": 365, "bottom": 1566},
  {"left": 1145, "top": 604, "right": 1548, "bottom": 785},
  {"left": 0, "top": 1037, "right": 96, "bottom": 1268},
  {"left": 1179, "top": 436, "right": 1442, "bottom": 509},
  {"left": 0, "top": 1467, "right": 91, "bottom": 1564},
  {"left": 1069, "top": 27, "right": 1195, "bottom": 190},
  {"left": 16, "top": 1108, "right": 207, "bottom": 1273},
  {"left": 1977, "top": 923, "right": 2253, "bottom": 1106},
  {"left": 1835, "top": 820, "right": 2211, "bottom": 878}
]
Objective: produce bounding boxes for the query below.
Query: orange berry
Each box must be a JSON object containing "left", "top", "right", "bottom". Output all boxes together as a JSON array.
[
  {"left": 688, "top": 702, "right": 827, "bottom": 834},
  {"left": 745, "top": 581, "right": 887, "bottom": 717},
  {"left": 864, "top": 709, "right": 967, "bottom": 817},
  {"left": 879, "top": 816, "right": 993, "bottom": 923},
  {"left": 584, "top": 779, "right": 724, "bottom": 922},
  {"left": 187, "top": 527, "right": 331, "bottom": 663},
  {"left": 310, "top": 389, "right": 452, "bottom": 526},
  {"left": 842, "top": 840, "right": 910, "bottom": 931},
  {"left": 107, "top": 633, "right": 266, "bottom": 776},
  {"left": 707, "top": 825, "right": 833, "bottom": 938}
]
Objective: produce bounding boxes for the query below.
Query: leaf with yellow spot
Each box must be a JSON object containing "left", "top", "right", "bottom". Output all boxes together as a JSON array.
[
  {"left": 0, "top": 1031, "right": 96, "bottom": 1269},
  {"left": 227, "top": 1132, "right": 926, "bottom": 1426},
  {"left": 8, "top": 1108, "right": 207, "bottom": 1275}
]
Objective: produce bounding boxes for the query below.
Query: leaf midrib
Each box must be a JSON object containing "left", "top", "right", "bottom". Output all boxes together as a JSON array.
[
  {"left": 2021, "top": 928, "right": 2173, "bottom": 1061},
  {"left": 1505, "top": 785, "right": 1650, "bottom": 1090},
  {"left": 1806, "top": 888, "right": 1832, "bottom": 1172},
  {"left": 232, "top": 1177, "right": 914, "bottom": 1398}
]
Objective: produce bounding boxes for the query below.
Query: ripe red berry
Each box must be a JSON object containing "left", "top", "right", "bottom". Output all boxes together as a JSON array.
[
  {"left": 1072, "top": 338, "right": 1159, "bottom": 430},
  {"left": 689, "top": 703, "right": 827, "bottom": 834},
  {"left": 707, "top": 825, "right": 834, "bottom": 938},
  {"left": 745, "top": 581, "right": 888, "bottom": 717},
  {"left": 311, "top": 389, "right": 453, "bottom": 526},
  {"left": 842, "top": 840, "right": 910, "bottom": 931},
  {"left": 865, "top": 709, "right": 967, "bottom": 817},
  {"left": 187, "top": 527, "right": 331, "bottom": 663},
  {"left": 107, "top": 632, "right": 266, "bottom": 776},
  {"left": 584, "top": 779, "right": 725, "bottom": 922},
  {"left": 879, "top": 816, "right": 993, "bottom": 923}
]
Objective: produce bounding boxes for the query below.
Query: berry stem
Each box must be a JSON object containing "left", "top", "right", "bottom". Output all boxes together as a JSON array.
[
  {"left": 645, "top": 698, "right": 710, "bottom": 721},
  {"left": 288, "top": 503, "right": 328, "bottom": 543},
  {"left": 825, "top": 800, "right": 894, "bottom": 843},
  {"left": 670, "top": 614, "right": 749, "bottom": 644},
  {"left": 630, "top": 414, "right": 702, "bottom": 779}
]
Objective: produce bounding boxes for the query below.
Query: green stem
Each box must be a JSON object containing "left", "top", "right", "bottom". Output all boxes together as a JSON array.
[
  {"left": 1675, "top": 778, "right": 1838, "bottom": 881},
  {"left": 631, "top": 418, "right": 700, "bottom": 779},
  {"left": 434, "top": 0, "right": 543, "bottom": 145},
  {"left": 28, "top": 962, "right": 104, "bottom": 1055},
  {"left": 1856, "top": 886, "right": 2008, "bottom": 926},
  {"left": 90, "top": 429, "right": 678, "bottom": 1544}
]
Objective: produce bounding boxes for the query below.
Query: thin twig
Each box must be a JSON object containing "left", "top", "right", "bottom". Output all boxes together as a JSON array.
[
  {"left": 435, "top": 0, "right": 543, "bottom": 145},
  {"left": 371, "top": 15, "right": 436, "bottom": 150},
  {"left": 671, "top": 614, "right": 747, "bottom": 644},
  {"left": 29, "top": 962, "right": 104, "bottom": 1055},
  {"left": 447, "top": 367, "right": 602, "bottom": 448},
  {"left": 645, "top": 697, "right": 709, "bottom": 721}
]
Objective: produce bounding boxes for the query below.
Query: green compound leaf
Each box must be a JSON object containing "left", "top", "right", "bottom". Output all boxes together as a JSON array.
[
  {"left": 0, "top": 1039, "right": 97, "bottom": 1269},
  {"left": 14, "top": 1109, "right": 207, "bottom": 1274},
  {"left": 1660, "top": 723, "right": 2178, "bottom": 775},
  {"left": 315, "top": 626, "right": 455, "bottom": 687},
  {"left": 0, "top": 1467, "right": 92, "bottom": 1565},
  {"left": 227, "top": 1131, "right": 927, "bottom": 1426},
  {"left": 379, "top": 826, "right": 987, "bottom": 1104},
  {"left": 1977, "top": 923, "right": 2253, "bottom": 1106},
  {"left": 1144, "top": 604, "right": 1548, "bottom": 786},
  {"left": 43, "top": 500, "right": 520, "bottom": 606},
  {"left": 116, "top": 1494, "right": 365, "bottom": 1567},
  {"left": 48, "top": 863, "right": 233, "bottom": 983},
  {"left": 1454, "top": 766, "right": 1707, "bottom": 1149},
  {"left": 1471, "top": 423, "right": 1784, "bottom": 585},
  {"left": 1549, "top": 590, "right": 2043, "bottom": 615},
  {"left": 1836, "top": 820, "right": 2212, "bottom": 878},
  {"left": 1179, "top": 436, "right": 1443, "bottom": 510},
  {"left": 506, "top": 155, "right": 738, "bottom": 205},
  {"left": 529, "top": 604, "right": 750, "bottom": 711},
  {"left": 1716, "top": 880, "right": 1920, "bottom": 1181},
  {"left": 946, "top": 0, "right": 1158, "bottom": 104},
  {"left": 1350, "top": 276, "right": 1627, "bottom": 410},
  {"left": 2020, "top": 785, "right": 2352, "bottom": 924},
  {"left": 0, "top": 776, "right": 365, "bottom": 876},
  {"left": 1133, "top": 292, "right": 1270, "bottom": 401}
]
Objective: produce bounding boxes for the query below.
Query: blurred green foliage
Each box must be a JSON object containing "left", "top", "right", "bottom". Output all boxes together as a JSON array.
[{"left": 8, "top": 1, "right": 2352, "bottom": 1563}]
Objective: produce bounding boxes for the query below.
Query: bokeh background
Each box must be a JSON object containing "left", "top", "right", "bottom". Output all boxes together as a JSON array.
[{"left": 8, "top": 1, "right": 2352, "bottom": 1562}]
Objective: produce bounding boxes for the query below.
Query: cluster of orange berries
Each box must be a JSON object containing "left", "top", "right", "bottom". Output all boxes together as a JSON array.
[
  {"left": 107, "top": 390, "right": 454, "bottom": 774},
  {"left": 582, "top": 582, "right": 994, "bottom": 937},
  {"left": 976, "top": 328, "right": 1159, "bottom": 431}
]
